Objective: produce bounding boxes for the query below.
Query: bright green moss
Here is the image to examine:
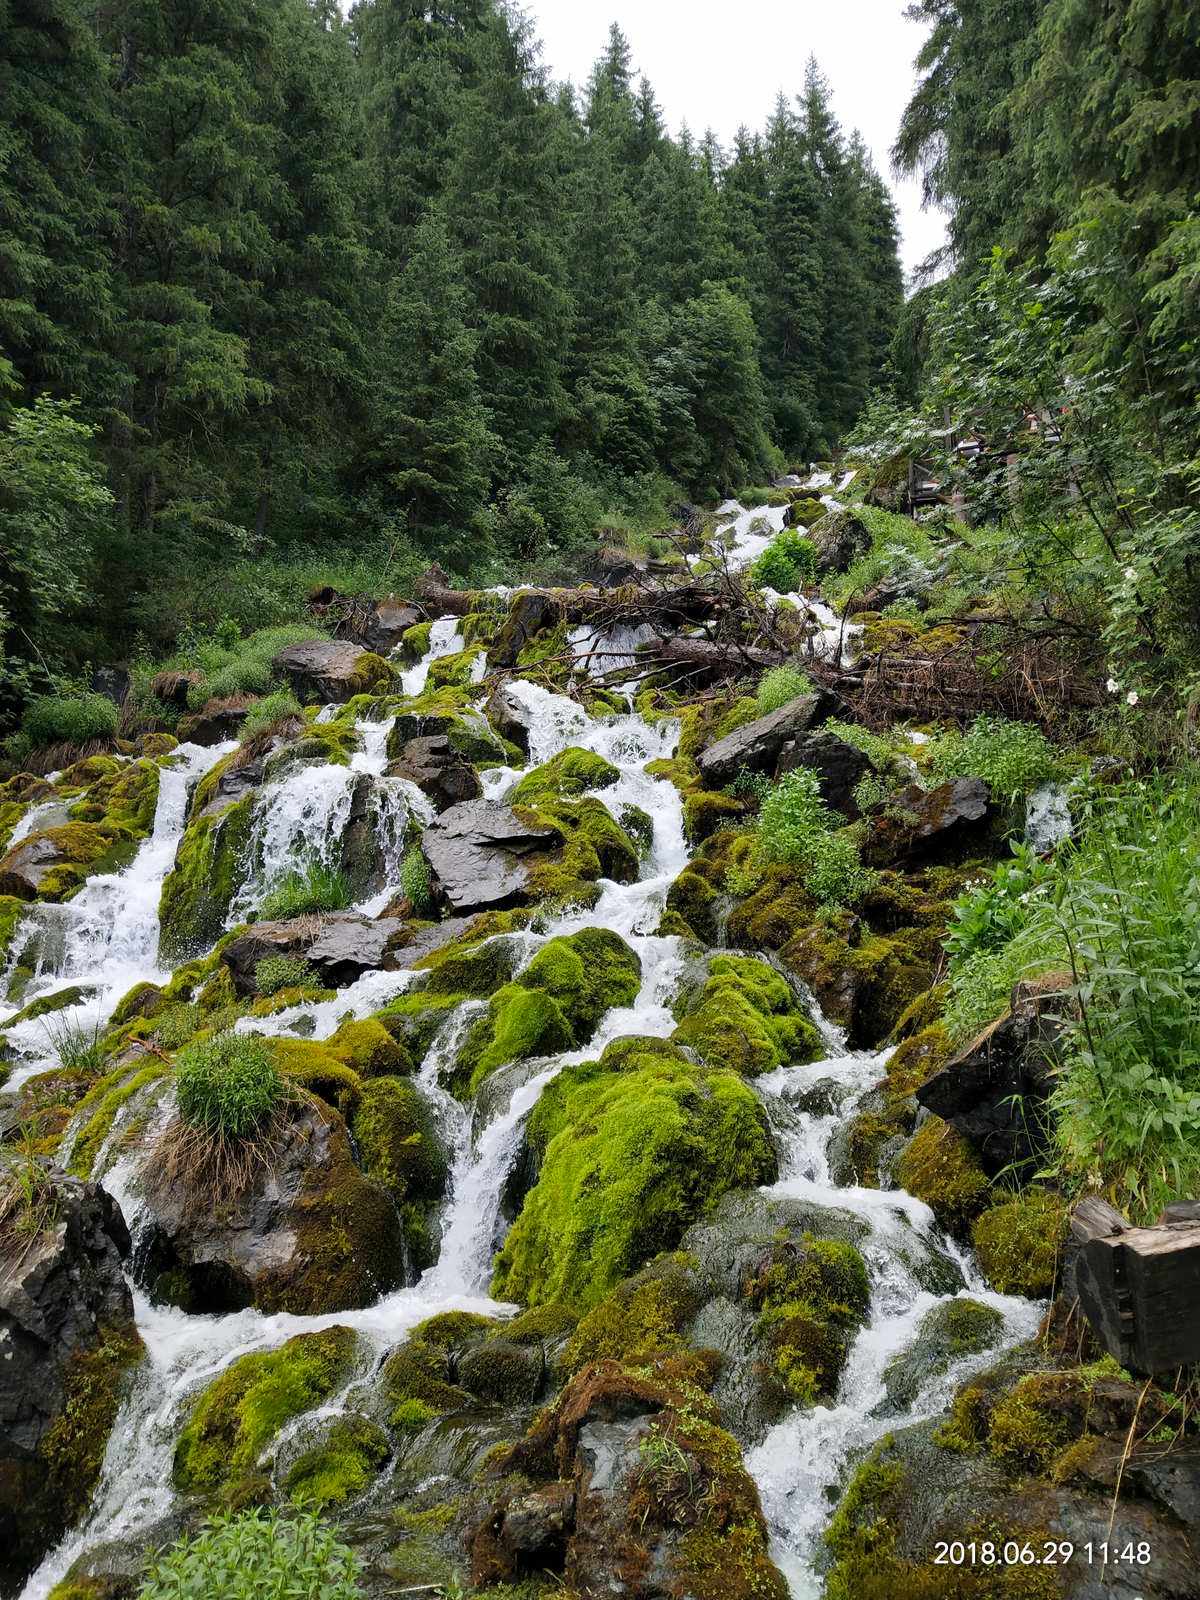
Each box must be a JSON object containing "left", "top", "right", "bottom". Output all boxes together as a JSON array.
[
  {"left": 972, "top": 1191, "right": 1067, "bottom": 1298},
  {"left": 744, "top": 1236, "right": 871, "bottom": 1402},
  {"left": 896, "top": 1117, "right": 991, "bottom": 1236},
  {"left": 683, "top": 790, "right": 745, "bottom": 842},
  {"left": 562, "top": 1254, "right": 702, "bottom": 1373},
  {"left": 0, "top": 894, "right": 25, "bottom": 964},
  {"left": 454, "top": 983, "right": 574, "bottom": 1097},
  {"left": 400, "top": 620, "right": 433, "bottom": 661},
  {"left": 327, "top": 1015, "right": 412, "bottom": 1076},
  {"left": 350, "top": 1076, "right": 447, "bottom": 1201},
  {"left": 69, "top": 757, "right": 160, "bottom": 835},
  {"left": 7, "top": 821, "right": 139, "bottom": 903},
  {"left": 518, "top": 796, "right": 640, "bottom": 904},
  {"left": 520, "top": 927, "right": 641, "bottom": 1038},
  {"left": 492, "top": 1054, "right": 777, "bottom": 1309},
  {"left": 663, "top": 868, "right": 720, "bottom": 943},
  {"left": 66, "top": 1061, "right": 167, "bottom": 1178},
  {"left": 427, "top": 646, "right": 483, "bottom": 690},
  {"left": 268, "top": 1037, "right": 363, "bottom": 1116},
  {"left": 415, "top": 931, "right": 521, "bottom": 996},
  {"left": 174, "top": 1327, "right": 359, "bottom": 1500},
  {"left": 284, "top": 1414, "right": 391, "bottom": 1509},
  {"left": 672, "top": 954, "right": 821, "bottom": 1076},
  {"left": 158, "top": 796, "right": 254, "bottom": 961},
  {"left": 510, "top": 747, "right": 620, "bottom": 806}
]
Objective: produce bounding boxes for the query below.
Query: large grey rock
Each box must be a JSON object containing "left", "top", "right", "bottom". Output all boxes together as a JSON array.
[
  {"left": 272, "top": 639, "right": 377, "bottom": 703},
  {"left": 0, "top": 834, "right": 63, "bottom": 900},
  {"left": 422, "top": 800, "right": 558, "bottom": 914},
  {"left": 917, "top": 974, "right": 1069, "bottom": 1174},
  {"left": 134, "top": 1098, "right": 403, "bottom": 1315},
  {"left": 777, "top": 730, "right": 873, "bottom": 817},
  {"left": 361, "top": 597, "right": 423, "bottom": 654},
  {"left": 865, "top": 777, "right": 994, "bottom": 865},
  {"left": 485, "top": 681, "right": 533, "bottom": 756},
  {"left": 809, "top": 507, "right": 872, "bottom": 575},
  {"left": 390, "top": 735, "right": 482, "bottom": 811},
  {"left": 0, "top": 1174, "right": 141, "bottom": 1594},
  {"left": 305, "top": 913, "right": 410, "bottom": 985},
  {"left": 698, "top": 691, "right": 842, "bottom": 786}
]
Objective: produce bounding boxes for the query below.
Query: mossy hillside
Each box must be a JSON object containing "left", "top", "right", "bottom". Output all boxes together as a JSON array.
[
  {"left": 0, "top": 894, "right": 25, "bottom": 966},
  {"left": 448, "top": 930, "right": 640, "bottom": 1096},
  {"left": 350, "top": 1075, "right": 448, "bottom": 1206},
  {"left": 683, "top": 789, "right": 745, "bottom": 842},
  {"left": 174, "top": 1326, "right": 360, "bottom": 1502},
  {"left": 491, "top": 1051, "right": 778, "bottom": 1309},
  {"left": 158, "top": 795, "right": 254, "bottom": 961},
  {"left": 896, "top": 1116, "right": 991, "bottom": 1237},
  {"left": 672, "top": 954, "right": 821, "bottom": 1076},
  {"left": 509, "top": 746, "right": 620, "bottom": 805}
]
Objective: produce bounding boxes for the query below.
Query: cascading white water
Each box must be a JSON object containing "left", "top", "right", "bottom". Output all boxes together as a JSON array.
[
  {"left": 746, "top": 1043, "right": 1044, "bottom": 1597},
  {"left": 399, "top": 615, "right": 465, "bottom": 697},
  {"left": 0, "top": 741, "right": 237, "bottom": 1093}
]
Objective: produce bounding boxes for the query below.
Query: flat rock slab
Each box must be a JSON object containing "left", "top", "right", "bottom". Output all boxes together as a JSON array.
[
  {"left": 305, "top": 914, "right": 410, "bottom": 984},
  {"left": 422, "top": 799, "right": 558, "bottom": 914},
  {"left": 698, "top": 691, "right": 840, "bottom": 786}
]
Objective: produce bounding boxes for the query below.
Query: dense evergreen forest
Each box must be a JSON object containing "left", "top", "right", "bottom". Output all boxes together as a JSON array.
[
  {"left": 4, "top": 4, "right": 1200, "bottom": 1600},
  {"left": 1, "top": 0, "right": 902, "bottom": 726}
]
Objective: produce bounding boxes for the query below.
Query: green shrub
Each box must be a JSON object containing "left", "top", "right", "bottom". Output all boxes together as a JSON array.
[
  {"left": 755, "top": 664, "right": 813, "bottom": 714},
  {"left": 175, "top": 1032, "right": 283, "bottom": 1136},
  {"left": 255, "top": 954, "right": 317, "bottom": 996},
  {"left": 22, "top": 693, "right": 119, "bottom": 748},
  {"left": 803, "top": 831, "right": 875, "bottom": 907},
  {"left": 135, "top": 1509, "right": 362, "bottom": 1600},
  {"left": 182, "top": 624, "right": 326, "bottom": 712},
  {"left": 400, "top": 846, "right": 432, "bottom": 913},
  {"left": 241, "top": 689, "right": 302, "bottom": 739},
  {"left": 758, "top": 769, "right": 832, "bottom": 864},
  {"left": 929, "top": 715, "right": 1060, "bottom": 800},
  {"left": 751, "top": 529, "right": 817, "bottom": 593},
  {"left": 259, "top": 860, "right": 351, "bottom": 921}
]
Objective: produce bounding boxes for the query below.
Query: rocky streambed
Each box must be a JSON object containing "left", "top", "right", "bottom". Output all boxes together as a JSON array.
[{"left": 1, "top": 499, "right": 1196, "bottom": 1600}]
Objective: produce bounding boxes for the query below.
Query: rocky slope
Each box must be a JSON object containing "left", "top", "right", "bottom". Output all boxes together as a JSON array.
[{"left": 0, "top": 485, "right": 1195, "bottom": 1600}]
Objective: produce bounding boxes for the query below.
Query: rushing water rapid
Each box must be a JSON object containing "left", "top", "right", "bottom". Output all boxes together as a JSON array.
[{"left": 9, "top": 530, "right": 1042, "bottom": 1599}]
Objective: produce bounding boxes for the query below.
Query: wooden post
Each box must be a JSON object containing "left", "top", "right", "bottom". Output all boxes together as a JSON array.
[{"left": 1071, "top": 1197, "right": 1200, "bottom": 1374}]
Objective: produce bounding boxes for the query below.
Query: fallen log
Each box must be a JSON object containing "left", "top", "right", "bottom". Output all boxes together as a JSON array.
[{"left": 414, "top": 563, "right": 726, "bottom": 628}]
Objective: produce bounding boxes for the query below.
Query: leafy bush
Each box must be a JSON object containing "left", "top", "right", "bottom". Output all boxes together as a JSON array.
[
  {"left": 175, "top": 1032, "right": 283, "bottom": 1137},
  {"left": 755, "top": 664, "right": 813, "bottom": 714},
  {"left": 240, "top": 689, "right": 302, "bottom": 740},
  {"left": 255, "top": 955, "right": 317, "bottom": 996},
  {"left": 259, "top": 860, "right": 351, "bottom": 921},
  {"left": 136, "top": 1509, "right": 362, "bottom": 1600},
  {"left": 756, "top": 768, "right": 871, "bottom": 907},
  {"left": 944, "top": 843, "right": 1058, "bottom": 968},
  {"left": 400, "top": 846, "right": 432, "bottom": 913},
  {"left": 22, "top": 692, "right": 119, "bottom": 749},
  {"left": 751, "top": 529, "right": 817, "bottom": 593},
  {"left": 929, "top": 716, "right": 1060, "bottom": 800}
]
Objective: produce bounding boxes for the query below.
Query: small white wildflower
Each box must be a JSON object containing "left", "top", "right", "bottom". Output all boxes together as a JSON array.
[
  {"left": 1123, "top": 566, "right": 1137, "bottom": 582},
  {"left": 1106, "top": 677, "right": 1119, "bottom": 694},
  {"left": 1126, "top": 690, "right": 1139, "bottom": 706}
]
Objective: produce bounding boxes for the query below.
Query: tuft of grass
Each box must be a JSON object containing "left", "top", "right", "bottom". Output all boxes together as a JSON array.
[
  {"left": 400, "top": 846, "right": 432, "bottom": 914},
  {"left": 255, "top": 954, "right": 318, "bottom": 996},
  {"left": 929, "top": 715, "right": 1061, "bottom": 801},
  {"left": 241, "top": 689, "right": 303, "bottom": 741},
  {"left": 751, "top": 530, "right": 817, "bottom": 594},
  {"left": 22, "top": 692, "right": 119, "bottom": 749},
  {"left": 756, "top": 768, "right": 874, "bottom": 907},
  {"left": 175, "top": 1031, "right": 283, "bottom": 1137},
  {"left": 259, "top": 860, "right": 351, "bottom": 921},
  {"left": 42, "top": 1014, "right": 107, "bottom": 1075}
]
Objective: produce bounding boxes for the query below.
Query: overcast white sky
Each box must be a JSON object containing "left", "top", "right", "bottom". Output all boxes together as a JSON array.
[{"left": 527, "top": 0, "right": 947, "bottom": 279}]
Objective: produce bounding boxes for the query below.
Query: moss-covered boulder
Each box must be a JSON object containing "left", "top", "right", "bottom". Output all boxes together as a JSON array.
[
  {"left": 876, "top": 1297, "right": 1005, "bottom": 1417},
  {"left": 491, "top": 1042, "right": 778, "bottom": 1309},
  {"left": 0, "top": 821, "right": 142, "bottom": 903},
  {"left": 282, "top": 1412, "right": 392, "bottom": 1509},
  {"left": 158, "top": 794, "right": 254, "bottom": 961},
  {"left": 972, "top": 1191, "right": 1067, "bottom": 1298},
  {"left": 896, "top": 1116, "right": 991, "bottom": 1237},
  {"left": 173, "top": 1326, "right": 360, "bottom": 1502},
  {"left": 350, "top": 1075, "right": 448, "bottom": 1269},
  {"left": 510, "top": 746, "right": 620, "bottom": 805},
  {"left": 380, "top": 1310, "right": 550, "bottom": 1434},
  {"left": 672, "top": 953, "right": 822, "bottom": 1076},
  {"left": 518, "top": 795, "right": 641, "bottom": 907},
  {"left": 446, "top": 927, "right": 641, "bottom": 1097},
  {"left": 472, "top": 1357, "right": 788, "bottom": 1600}
]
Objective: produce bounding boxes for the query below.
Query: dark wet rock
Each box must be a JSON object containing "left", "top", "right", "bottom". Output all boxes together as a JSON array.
[
  {"left": 864, "top": 777, "right": 995, "bottom": 865},
  {"left": 151, "top": 668, "right": 203, "bottom": 708},
  {"left": 176, "top": 699, "right": 250, "bottom": 746},
  {"left": 360, "top": 598, "right": 424, "bottom": 654},
  {"left": 0, "top": 834, "right": 70, "bottom": 900},
  {"left": 0, "top": 1175, "right": 142, "bottom": 1594},
  {"left": 134, "top": 1098, "right": 404, "bottom": 1315},
  {"left": 484, "top": 681, "right": 532, "bottom": 756},
  {"left": 386, "top": 705, "right": 508, "bottom": 766},
  {"left": 777, "top": 730, "right": 873, "bottom": 818},
  {"left": 193, "top": 749, "right": 271, "bottom": 818},
  {"left": 422, "top": 800, "right": 558, "bottom": 914},
  {"left": 785, "top": 1075, "right": 854, "bottom": 1117},
  {"left": 221, "top": 917, "right": 322, "bottom": 993},
  {"left": 590, "top": 547, "right": 647, "bottom": 587},
  {"left": 272, "top": 639, "right": 389, "bottom": 703},
  {"left": 389, "top": 735, "right": 482, "bottom": 811},
  {"left": 917, "top": 974, "right": 1069, "bottom": 1175},
  {"left": 698, "top": 691, "right": 843, "bottom": 786}
]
